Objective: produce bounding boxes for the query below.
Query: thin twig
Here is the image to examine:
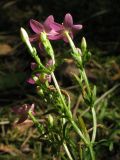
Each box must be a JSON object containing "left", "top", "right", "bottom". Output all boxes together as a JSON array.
[
  {"left": 73, "top": 94, "right": 82, "bottom": 117},
  {"left": 95, "top": 83, "right": 120, "bottom": 106}
]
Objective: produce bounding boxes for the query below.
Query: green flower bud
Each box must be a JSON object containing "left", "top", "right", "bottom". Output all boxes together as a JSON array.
[
  {"left": 20, "top": 27, "right": 29, "bottom": 42},
  {"left": 81, "top": 37, "right": 87, "bottom": 53},
  {"left": 40, "top": 32, "right": 55, "bottom": 62},
  {"left": 48, "top": 114, "right": 54, "bottom": 126},
  {"left": 36, "top": 86, "right": 44, "bottom": 96},
  {"left": 20, "top": 27, "right": 33, "bottom": 53},
  {"left": 33, "top": 76, "right": 39, "bottom": 82}
]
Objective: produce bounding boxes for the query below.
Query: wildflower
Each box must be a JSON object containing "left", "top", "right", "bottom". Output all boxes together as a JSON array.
[
  {"left": 13, "top": 104, "right": 35, "bottom": 123},
  {"left": 29, "top": 15, "right": 59, "bottom": 44},
  {"left": 50, "top": 13, "right": 83, "bottom": 42}
]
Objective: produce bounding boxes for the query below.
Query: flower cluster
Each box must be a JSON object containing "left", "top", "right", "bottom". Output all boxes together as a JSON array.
[
  {"left": 18, "top": 13, "right": 83, "bottom": 123},
  {"left": 30, "top": 13, "right": 82, "bottom": 45},
  {"left": 27, "top": 13, "right": 82, "bottom": 86},
  {"left": 27, "top": 59, "right": 53, "bottom": 84}
]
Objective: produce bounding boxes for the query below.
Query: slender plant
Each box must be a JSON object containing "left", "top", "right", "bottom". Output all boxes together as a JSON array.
[{"left": 14, "top": 13, "right": 98, "bottom": 160}]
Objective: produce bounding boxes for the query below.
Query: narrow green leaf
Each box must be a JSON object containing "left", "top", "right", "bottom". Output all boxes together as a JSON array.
[{"left": 78, "top": 116, "right": 90, "bottom": 141}]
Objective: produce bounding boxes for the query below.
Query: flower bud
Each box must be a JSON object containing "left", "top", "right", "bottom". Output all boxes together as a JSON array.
[
  {"left": 40, "top": 32, "right": 54, "bottom": 60},
  {"left": 48, "top": 114, "right": 54, "bottom": 126},
  {"left": 76, "top": 48, "right": 82, "bottom": 56},
  {"left": 33, "top": 75, "right": 39, "bottom": 82},
  {"left": 20, "top": 27, "right": 29, "bottom": 42},
  {"left": 81, "top": 37, "right": 87, "bottom": 53},
  {"left": 36, "top": 86, "right": 44, "bottom": 95},
  {"left": 20, "top": 27, "right": 33, "bottom": 53}
]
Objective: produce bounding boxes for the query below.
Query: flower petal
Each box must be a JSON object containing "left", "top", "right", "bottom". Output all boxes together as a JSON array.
[
  {"left": 48, "top": 33, "right": 62, "bottom": 40},
  {"left": 13, "top": 104, "right": 35, "bottom": 124},
  {"left": 29, "top": 34, "right": 39, "bottom": 42},
  {"left": 63, "top": 36, "right": 69, "bottom": 43},
  {"left": 63, "top": 13, "right": 73, "bottom": 28},
  {"left": 50, "top": 22, "right": 62, "bottom": 31},
  {"left": 29, "top": 104, "right": 35, "bottom": 114},
  {"left": 44, "top": 15, "right": 54, "bottom": 32},
  {"left": 69, "top": 32, "right": 74, "bottom": 39},
  {"left": 38, "top": 42, "right": 44, "bottom": 51},
  {"left": 30, "top": 19, "right": 43, "bottom": 33},
  {"left": 17, "top": 115, "right": 28, "bottom": 124},
  {"left": 72, "top": 24, "right": 83, "bottom": 32},
  {"left": 27, "top": 78, "right": 35, "bottom": 84},
  {"left": 12, "top": 106, "right": 23, "bottom": 114}
]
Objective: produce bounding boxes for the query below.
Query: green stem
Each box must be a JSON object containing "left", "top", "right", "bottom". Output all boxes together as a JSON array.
[
  {"left": 28, "top": 110, "right": 43, "bottom": 134},
  {"left": 65, "top": 31, "right": 91, "bottom": 97},
  {"left": 81, "top": 70, "right": 97, "bottom": 144},
  {"left": 65, "top": 32, "right": 97, "bottom": 159},
  {"left": 91, "top": 107, "right": 97, "bottom": 143},
  {"left": 51, "top": 72, "right": 69, "bottom": 113},
  {"left": 70, "top": 120, "right": 89, "bottom": 145},
  {"left": 64, "top": 31, "right": 77, "bottom": 53},
  {"left": 82, "top": 68, "right": 97, "bottom": 144},
  {"left": 80, "top": 70, "right": 97, "bottom": 144},
  {"left": 51, "top": 72, "right": 75, "bottom": 160},
  {"left": 40, "top": 32, "right": 55, "bottom": 65},
  {"left": 63, "top": 142, "right": 73, "bottom": 160},
  {"left": 52, "top": 72, "right": 93, "bottom": 158},
  {"left": 51, "top": 72, "right": 88, "bottom": 145},
  {"left": 89, "top": 145, "right": 95, "bottom": 160},
  {"left": 81, "top": 69, "right": 91, "bottom": 97}
]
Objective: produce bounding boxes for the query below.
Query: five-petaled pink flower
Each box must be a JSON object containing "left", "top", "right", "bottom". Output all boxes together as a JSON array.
[
  {"left": 29, "top": 15, "right": 59, "bottom": 49},
  {"left": 50, "top": 13, "right": 83, "bottom": 42},
  {"left": 13, "top": 104, "right": 35, "bottom": 123}
]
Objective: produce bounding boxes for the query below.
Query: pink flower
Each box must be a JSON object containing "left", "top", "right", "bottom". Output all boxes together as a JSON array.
[
  {"left": 50, "top": 13, "right": 83, "bottom": 42},
  {"left": 13, "top": 104, "right": 35, "bottom": 123},
  {"left": 29, "top": 15, "right": 59, "bottom": 49}
]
